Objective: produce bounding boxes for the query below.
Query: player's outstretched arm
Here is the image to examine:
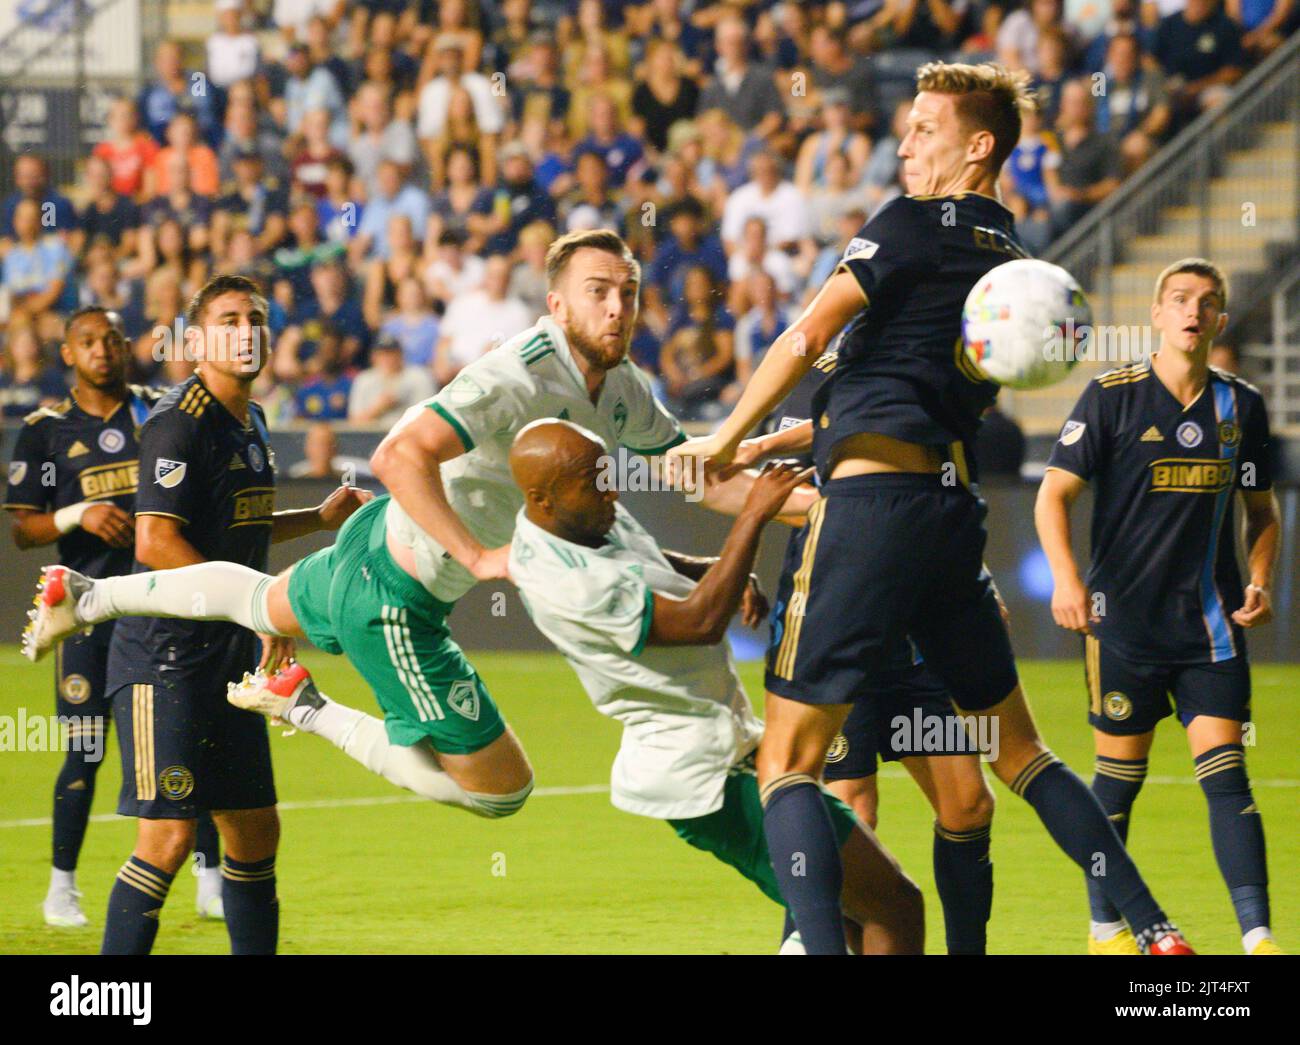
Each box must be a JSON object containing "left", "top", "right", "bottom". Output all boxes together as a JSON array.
[
  {"left": 1233, "top": 489, "right": 1279, "bottom": 628},
  {"left": 1034, "top": 467, "right": 1094, "bottom": 634},
  {"left": 270, "top": 485, "right": 374, "bottom": 543},
  {"left": 371, "top": 405, "right": 507, "bottom": 580},
  {"left": 648, "top": 462, "right": 811, "bottom": 646}
]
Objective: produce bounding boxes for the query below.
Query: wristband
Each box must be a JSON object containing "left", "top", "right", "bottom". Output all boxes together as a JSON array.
[
  {"left": 1247, "top": 583, "right": 1269, "bottom": 596},
  {"left": 53, "top": 502, "right": 93, "bottom": 535}
]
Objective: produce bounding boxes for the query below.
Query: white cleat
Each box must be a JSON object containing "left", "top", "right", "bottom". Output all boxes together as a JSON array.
[
  {"left": 22, "top": 565, "right": 93, "bottom": 662},
  {"left": 196, "top": 866, "right": 225, "bottom": 920},
  {"left": 44, "top": 886, "right": 89, "bottom": 928}
]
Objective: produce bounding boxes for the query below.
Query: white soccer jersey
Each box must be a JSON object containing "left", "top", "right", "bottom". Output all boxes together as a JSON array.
[
  {"left": 385, "top": 315, "right": 684, "bottom": 604},
  {"left": 509, "top": 504, "right": 764, "bottom": 820}
]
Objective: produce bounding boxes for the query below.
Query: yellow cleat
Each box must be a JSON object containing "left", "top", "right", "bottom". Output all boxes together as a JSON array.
[
  {"left": 1089, "top": 928, "right": 1142, "bottom": 954},
  {"left": 1250, "top": 938, "right": 1284, "bottom": 955}
]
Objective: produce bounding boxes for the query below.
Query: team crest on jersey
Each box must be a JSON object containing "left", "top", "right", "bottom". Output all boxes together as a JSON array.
[
  {"left": 8, "top": 461, "right": 27, "bottom": 486},
  {"left": 155, "top": 459, "right": 187, "bottom": 487},
  {"left": 61, "top": 674, "right": 91, "bottom": 705},
  {"left": 613, "top": 398, "right": 628, "bottom": 436},
  {"left": 158, "top": 765, "right": 195, "bottom": 800},
  {"left": 1176, "top": 421, "right": 1203, "bottom": 448},
  {"left": 826, "top": 733, "right": 849, "bottom": 763},
  {"left": 247, "top": 444, "right": 265, "bottom": 472},
  {"left": 1218, "top": 421, "right": 1240, "bottom": 447},
  {"left": 447, "top": 679, "right": 481, "bottom": 722},
  {"left": 1103, "top": 691, "right": 1133, "bottom": 721},
  {"left": 1059, "top": 420, "right": 1086, "bottom": 446},
  {"left": 843, "top": 237, "right": 878, "bottom": 260},
  {"left": 98, "top": 428, "right": 125, "bottom": 453}
]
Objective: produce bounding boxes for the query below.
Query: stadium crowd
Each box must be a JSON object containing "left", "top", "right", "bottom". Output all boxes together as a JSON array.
[{"left": 2, "top": 0, "right": 1296, "bottom": 428}]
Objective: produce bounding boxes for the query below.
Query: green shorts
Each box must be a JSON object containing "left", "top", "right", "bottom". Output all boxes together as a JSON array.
[
  {"left": 287, "top": 495, "right": 506, "bottom": 754},
  {"left": 668, "top": 765, "right": 859, "bottom": 907}
]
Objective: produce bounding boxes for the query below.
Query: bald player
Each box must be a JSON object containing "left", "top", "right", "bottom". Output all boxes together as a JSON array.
[{"left": 504, "top": 419, "right": 924, "bottom": 953}]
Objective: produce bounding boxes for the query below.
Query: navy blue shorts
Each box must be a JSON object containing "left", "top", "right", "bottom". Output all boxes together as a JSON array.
[
  {"left": 55, "top": 622, "right": 114, "bottom": 720},
  {"left": 765, "top": 474, "right": 1018, "bottom": 712},
  {"left": 1084, "top": 637, "right": 1251, "bottom": 736},
  {"left": 109, "top": 668, "right": 276, "bottom": 819}
]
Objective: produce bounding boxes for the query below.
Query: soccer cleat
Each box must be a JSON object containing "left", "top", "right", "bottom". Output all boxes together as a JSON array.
[
  {"left": 1147, "top": 931, "right": 1196, "bottom": 955},
  {"left": 196, "top": 877, "right": 225, "bottom": 921},
  {"left": 22, "top": 565, "right": 93, "bottom": 662},
  {"left": 778, "top": 931, "right": 806, "bottom": 955},
  {"left": 1088, "top": 928, "right": 1142, "bottom": 955},
  {"left": 227, "top": 661, "right": 324, "bottom": 725},
  {"left": 43, "top": 885, "right": 89, "bottom": 928},
  {"left": 1250, "top": 937, "right": 1284, "bottom": 955}
]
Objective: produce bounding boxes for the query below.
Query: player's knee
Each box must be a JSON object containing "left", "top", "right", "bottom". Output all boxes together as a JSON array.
[
  {"left": 465, "top": 776, "right": 534, "bottom": 819},
  {"left": 139, "top": 819, "right": 198, "bottom": 873},
  {"left": 937, "top": 779, "right": 995, "bottom": 833}
]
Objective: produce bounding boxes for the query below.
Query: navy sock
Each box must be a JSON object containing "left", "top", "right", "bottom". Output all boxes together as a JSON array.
[
  {"left": 1015, "top": 753, "right": 1166, "bottom": 937},
  {"left": 1196, "top": 745, "right": 1269, "bottom": 934},
  {"left": 51, "top": 739, "right": 103, "bottom": 872},
  {"left": 780, "top": 909, "right": 796, "bottom": 947},
  {"left": 933, "top": 822, "right": 993, "bottom": 955},
  {"left": 193, "top": 812, "right": 220, "bottom": 873},
  {"left": 1086, "top": 755, "right": 1147, "bottom": 924},
  {"left": 222, "top": 855, "right": 279, "bottom": 954},
  {"left": 101, "top": 856, "right": 174, "bottom": 955},
  {"left": 762, "top": 778, "right": 845, "bottom": 955}
]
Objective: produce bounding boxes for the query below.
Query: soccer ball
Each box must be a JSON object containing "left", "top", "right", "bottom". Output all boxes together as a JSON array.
[{"left": 962, "top": 258, "right": 1092, "bottom": 390}]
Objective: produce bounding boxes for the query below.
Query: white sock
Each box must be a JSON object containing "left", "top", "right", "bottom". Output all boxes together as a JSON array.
[
  {"left": 1242, "top": 926, "right": 1273, "bottom": 952},
  {"left": 79, "top": 563, "right": 283, "bottom": 635},
  {"left": 1090, "top": 919, "right": 1127, "bottom": 941},
  {"left": 292, "top": 696, "right": 482, "bottom": 814},
  {"left": 49, "top": 867, "right": 76, "bottom": 893}
]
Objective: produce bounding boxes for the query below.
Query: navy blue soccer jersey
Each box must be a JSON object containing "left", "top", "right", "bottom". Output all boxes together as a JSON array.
[
  {"left": 3, "top": 386, "right": 162, "bottom": 579},
  {"left": 812, "top": 192, "right": 1029, "bottom": 480},
  {"left": 1047, "top": 361, "right": 1273, "bottom": 665},
  {"left": 108, "top": 375, "right": 276, "bottom": 679}
]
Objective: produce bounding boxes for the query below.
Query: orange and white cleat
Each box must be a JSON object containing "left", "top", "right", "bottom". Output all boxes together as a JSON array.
[
  {"left": 22, "top": 566, "right": 93, "bottom": 663},
  {"left": 227, "top": 661, "right": 325, "bottom": 726},
  {"left": 1148, "top": 931, "right": 1196, "bottom": 955}
]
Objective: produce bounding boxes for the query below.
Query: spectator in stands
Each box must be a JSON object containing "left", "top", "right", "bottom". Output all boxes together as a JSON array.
[
  {"left": 640, "top": 0, "right": 711, "bottom": 78},
  {"left": 349, "top": 332, "right": 437, "bottom": 427},
  {"left": 422, "top": 228, "right": 485, "bottom": 308},
  {"left": 3, "top": 201, "right": 76, "bottom": 329},
  {"left": 564, "top": 0, "right": 631, "bottom": 81},
  {"left": 490, "top": 0, "right": 543, "bottom": 73},
  {"left": 727, "top": 217, "right": 798, "bottom": 316},
  {"left": 274, "top": 0, "right": 345, "bottom": 44},
  {"left": 79, "top": 256, "right": 141, "bottom": 336},
  {"left": 1083, "top": 0, "right": 1146, "bottom": 72},
  {"left": 795, "top": 89, "right": 872, "bottom": 195},
  {"left": 998, "top": 0, "right": 1080, "bottom": 74},
  {"left": 287, "top": 421, "right": 346, "bottom": 479},
  {"left": 424, "top": 0, "right": 485, "bottom": 71},
  {"left": 358, "top": 12, "right": 421, "bottom": 99},
  {"left": 1004, "top": 105, "right": 1058, "bottom": 255},
  {"left": 808, "top": 23, "right": 879, "bottom": 132},
  {"left": 149, "top": 112, "right": 220, "bottom": 198},
  {"left": 139, "top": 217, "right": 209, "bottom": 299},
  {"left": 697, "top": 13, "right": 786, "bottom": 138},
  {"left": 691, "top": 109, "right": 751, "bottom": 213},
  {"left": 349, "top": 83, "right": 419, "bottom": 197},
  {"left": 1033, "top": 28, "right": 1073, "bottom": 127},
  {"left": 213, "top": 148, "right": 290, "bottom": 260},
  {"left": 808, "top": 207, "right": 869, "bottom": 290},
  {"left": 208, "top": 0, "right": 261, "bottom": 89},
  {"left": 1153, "top": 0, "right": 1247, "bottom": 119},
  {"left": 417, "top": 34, "right": 506, "bottom": 152},
  {"left": 0, "top": 325, "right": 67, "bottom": 419},
  {"left": 141, "top": 152, "right": 214, "bottom": 257},
  {"left": 575, "top": 94, "right": 645, "bottom": 189},
  {"left": 362, "top": 213, "right": 422, "bottom": 328},
  {"left": 559, "top": 151, "right": 623, "bottom": 233},
  {"left": 509, "top": 220, "right": 553, "bottom": 318},
  {"left": 643, "top": 197, "right": 728, "bottom": 336},
  {"left": 221, "top": 94, "right": 291, "bottom": 184},
  {"left": 1046, "top": 79, "right": 1124, "bottom": 236},
  {"left": 353, "top": 160, "right": 431, "bottom": 262},
  {"left": 467, "top": 141, "right": 556, "bottom": 255},
  {"left": 93, "top": 98, "right": 159, "bottom": 201},
  {"left": 306, "top": 13, "right": 357, "bottom": 98},
  {"left": 137, "top": 40, "right": 221, "bottom": 146},
  {"left": 568, "top": 46, "right": 633, "bottom": 139},
  {"left": 433, "top": 253, "right": 531, "bottom": 386},
  {"left": 806, "top": 149, "right": 868, "bottom": 246},
  {"left": 428, "top": 146, "right": 482, "bottom": 244},
  {"left": 425, "top": 84, "right": 497, "bottom": 191},
  {"left": 630, "top": 39, "right": 700, "bottom": 156},
  {"left": 864, "top": 0, "right": 975, "bottom": 53},
  {"left": 1, "top": 154, "right": 77, "bottom": 245},
  {"left": 753, "top": 0, "right": 809, "bottom": 71},
  {"left": 302, "top": 260, "right": 368, "bottom": 367},
  {"left": 1098, "top": 33, "right": 1172, "bottom": 171},
  {"left": 721, "top": 149, "right": 812, "bottom": 254},
  {"left": 281, "top": 42, "right": 349, "bottom": 147},
  {"left": 290, "top": 108, "right": 345, "bottom": 202},
  {"left": 73, "top": 156, "right": 140, "bottom": 261},
  {"left": 318, "top": 157, "right": 363, "bottom": 245},
  {"left": 293, "top": 331, "right": 353, "bottom": 422},
  {"left": 512, "top": 34, "right": 573, "bottom": 136},
  {"left": 1228, "top": 0, "right": 1297, "bottom": 58},
  {"left": 380, "top": 276, "right": 441, "bottom": 370},
  {"left": 727, "top": 270, "right": 789, "bottom": 404},
  {"left": 659, "top": 265, "right": 735, "bottom": 422},
  {"left": 275, "top": 200, "right": 345, "bottom": 299}
]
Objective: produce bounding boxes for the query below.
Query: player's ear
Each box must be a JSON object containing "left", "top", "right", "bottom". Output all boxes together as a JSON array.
[
  {"left": 59, "top": 340, "right": 75, "bottom": 368},
  {"left": 968, "top": 129, "right": 995, "bottom": 166},
  {"left": 1215, "top": 311, "right": 1228, "bottom": 336}
]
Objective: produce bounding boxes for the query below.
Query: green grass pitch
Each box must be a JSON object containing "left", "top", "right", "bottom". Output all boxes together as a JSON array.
[{"left": 0, "top": 647, "right": 1295, "bottom": 954}]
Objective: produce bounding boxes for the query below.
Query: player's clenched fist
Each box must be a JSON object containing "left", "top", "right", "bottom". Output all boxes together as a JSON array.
[
  {"left": 1050, "top": 572, "right": 1095, "bottom": 635},
  {"left": 741, "top": 460, "right": 816, "bottom": 523},
  {"left": 1232, "top": 583, "right": 1272, "bottom": 629},
  {"left": 317, "top": 485, "right": 375, "bottom": 529}
]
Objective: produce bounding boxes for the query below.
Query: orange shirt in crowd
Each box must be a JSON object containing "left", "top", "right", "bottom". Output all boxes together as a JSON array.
[
  {"left": 92, "top": 133, "right": 161, "bottom": 198},
  {"left": 151, "top": 145, "right": 221, "bottom": 196}
]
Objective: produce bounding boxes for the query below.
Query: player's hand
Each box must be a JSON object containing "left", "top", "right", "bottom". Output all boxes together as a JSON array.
[
  {"left": 713, "top": 435, "right": 768, "bottom": 482},
  {"left": 469, "top": 543, "right": 511, "bottom": 581},
  {"left": 664, "top": 435, "right": 738, "bottom": 491},
  {"left": 81, "top": 503, "right": 135, "bottom": 548},
  {"left": 1050, "top": 573, "right": 1095, "bottom": 635},
  {"left": 1232, "top": 584, "right": 1272, "bottom": 628},
  {"left": 740, "top": 573, "right": 769, "bottom": 629},
  {"left": 741, "top": 460, "right": 816, "bottom": 523},
  {"left": 258, "top": 634, "right": 296, "bottom": 673},
  {"left": 317, "top": 484, "right": 375, "bottom": 529}
]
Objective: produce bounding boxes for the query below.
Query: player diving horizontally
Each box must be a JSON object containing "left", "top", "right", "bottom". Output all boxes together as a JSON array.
[
  {"left": 23, "top": 230, "right": 802, "bottom": 828},
  {"left": 1036, "top": 258, "right": 1284, "bottom": 955},
  {"left": 668, "top": 61, "right": 1194, "bottom": 955},
  {"left": 504, "top": 419, "right": 923, "bottom": 953}
]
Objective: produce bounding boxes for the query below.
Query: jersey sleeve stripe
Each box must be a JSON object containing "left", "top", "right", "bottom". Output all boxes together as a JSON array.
[
  {"left": 632, "top": 586, "right": 654, "bottom": 657},
  {"left": 2, "top": 503, "right": 44, "bottom": 511},
  {"left": 135, "top": 510, "right": 190, "bottom": 524},
  {"left": 429, "top": 402, "right": 475, "bottom": 452},
  {"left": 624, "top": 431, "right": 688, "bottom": 456}
]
